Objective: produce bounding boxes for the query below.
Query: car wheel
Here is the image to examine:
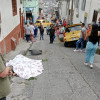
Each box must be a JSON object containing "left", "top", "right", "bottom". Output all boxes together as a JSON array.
[{"left": 64, "top": 42, "right": 68, "bottom": 47}]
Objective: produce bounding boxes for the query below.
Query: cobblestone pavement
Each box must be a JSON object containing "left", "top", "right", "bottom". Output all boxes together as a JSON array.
[{"left": 7, "top": 31, "right": 100, "bottom": 100}]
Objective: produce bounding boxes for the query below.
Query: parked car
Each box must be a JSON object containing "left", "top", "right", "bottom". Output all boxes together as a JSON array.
[
  {"left": 63, "top": 24, "right": 82, "bottom": 47},
  {"left": 35, "top": 19, "right": 52, "bottom": 28}
]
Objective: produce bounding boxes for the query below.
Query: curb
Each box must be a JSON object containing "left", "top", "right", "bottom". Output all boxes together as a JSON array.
[
  {"left": 20, "top": 43, "right": 32, "bottom": 56},
  {"left": 96, "top": 47, "right": 100, "bottom": 55}
]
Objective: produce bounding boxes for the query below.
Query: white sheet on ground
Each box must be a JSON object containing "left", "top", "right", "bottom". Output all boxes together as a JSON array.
[{"left": 6, "top": 54, "right": 43, "bottom": 79}]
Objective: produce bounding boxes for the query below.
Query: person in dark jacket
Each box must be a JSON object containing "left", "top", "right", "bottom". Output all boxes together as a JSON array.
[{"left": 49, "top": 24, "right": 55, "bottom": 44}]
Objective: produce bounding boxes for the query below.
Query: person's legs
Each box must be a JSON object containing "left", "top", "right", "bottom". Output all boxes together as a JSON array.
[
  {"left": 50, "top": 35, "right": 52, "bottom": 43},
  {"left": 47, "top": 30, "right": 49, "bottom": 35},
  {"left": 90, "top": 43, "right": 98, "bottom": 64},
  {"left": 26, "top": 35, "right": 30, "bottom": 42},
  {"left": 0, "top": 97, "right": 6, "bottom": 100},
  {"left": 85, "top": 42, "right": 91, "bottom": 63},
  {"left": 76, "top": 38, "right": 81, "bottom": 50},
  {"left": 42, "top": 34, "right": 44, "bottom": 40},
  {"left": 28, "top": 35, "right": 30, "bottom": 42},
  {"left": 98, "top": 36, "right": 100, "bottom": 45},
  {"left": 80, "top": 38, "right": 84, "bottom": 50},
  {"left": 51, "top": 36, "right": 53, "bottom": 43},
  {"left": 40, "top": 33, "right": 42, "bottom": 40}
]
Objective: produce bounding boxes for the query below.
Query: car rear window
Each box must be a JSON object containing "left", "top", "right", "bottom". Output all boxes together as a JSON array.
[
  {"left": 66, "top": 25, "right": 81, "bottom": 32},
  {"left": 36, "top": 21, "right": 41, "bottom": 23},
  {"left": 42, "top": 21, "right": 45, "bottom": 23}
]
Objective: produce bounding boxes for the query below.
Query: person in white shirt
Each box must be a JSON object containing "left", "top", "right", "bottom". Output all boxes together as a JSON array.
[{"left": 29, "top": 23, "right": 35, "bottom": 42}]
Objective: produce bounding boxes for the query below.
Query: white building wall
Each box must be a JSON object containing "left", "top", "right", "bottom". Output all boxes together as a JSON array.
[
  {"left": 73, "top": 0, "right": 100, "bottom": 25},
  {"left": 60, "top": 1, "right": 67, "bottom": 20},
  {"left": 0, "top": 0, "right": 23, "bottom": 41},
  {"left": 73, "top": 0, "right": 85, "bottom": 24}
]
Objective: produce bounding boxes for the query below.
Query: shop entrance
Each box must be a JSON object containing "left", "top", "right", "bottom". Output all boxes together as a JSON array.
[{"left": 26, "top": 12, "right": 32, "bottom": 20}]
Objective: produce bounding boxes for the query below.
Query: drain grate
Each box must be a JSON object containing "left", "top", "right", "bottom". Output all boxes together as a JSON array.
[{"left": 29, "top": 49, "right": 42, "bottom": 55}]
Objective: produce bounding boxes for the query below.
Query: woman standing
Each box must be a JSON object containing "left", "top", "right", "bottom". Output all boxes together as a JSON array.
[
  {"left": 84, "top": 24, "right": 100, "bottom": 69},
  {"left": 39, "top": 23, "right": 44, "bottom": 40}
]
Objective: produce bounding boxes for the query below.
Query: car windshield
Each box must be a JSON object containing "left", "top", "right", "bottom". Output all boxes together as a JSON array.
[
  {"left": 36, "top": 21, "right": 41, "bottom": 23},
  {"left": 66, "top": 25, "right": 81, "bottom": 32},
  {"left": 42, "top": 21, "right": 45, "bottom": 23}
]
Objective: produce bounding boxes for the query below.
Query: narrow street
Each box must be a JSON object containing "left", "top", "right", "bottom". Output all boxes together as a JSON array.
[{"left": 20, "top": 30, "right": 100, "bottom": 100}]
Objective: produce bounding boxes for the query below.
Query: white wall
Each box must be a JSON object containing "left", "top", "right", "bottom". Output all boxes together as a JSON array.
[
  {"left": 60, "top": 1, "right": 67, "bottom": 20},
  {"left": 73, "top": 0, "right": 100, "bottom": 25},
  {"left": 0, "top": 0, "right": 23, "bottom": 41}
]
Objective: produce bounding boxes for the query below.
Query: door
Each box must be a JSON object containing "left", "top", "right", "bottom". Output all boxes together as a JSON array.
[
  {"left": 92, "top": 10, "right": 98, "bottom": 23},
  {"left": 84, "top": 17, "right": 87, "bottom": 27}
]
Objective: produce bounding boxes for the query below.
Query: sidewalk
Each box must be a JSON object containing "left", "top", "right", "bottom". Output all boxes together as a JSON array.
[
  {"left": 6, "top": 39, "right": 32, "bottom": 100},
  {"left": 96, "top": 45, "right": 100, "bottom": 55},
  {"left": 5, "top": 39, "right": 32, "bottom": 61}
]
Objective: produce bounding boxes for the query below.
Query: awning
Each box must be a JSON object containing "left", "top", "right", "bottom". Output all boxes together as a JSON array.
[{"left": 26, "top": 8, "right": 33, "bottom": 12}]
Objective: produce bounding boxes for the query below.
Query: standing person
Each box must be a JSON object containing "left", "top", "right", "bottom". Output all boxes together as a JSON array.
[
  {"left": 0, "top": 53, "right": 13, "bottom": 100},
  {"left": 63, "top": 19, "right": 67, "bottom": 27},
  {"left": 97, "top": 17, "right": 100, "bottom": 45},
  {"left": 58, "top": 25, "right": 61, "bottom": 35},
  {"left": 85, "top": 24, "right": 92, "bottom": 41},
  {"left": 46, "top": 25, "right": 50, "bottom": 35},
  {"left": 34, "top": 25, "right": 38, "bottom": 39},
  {"left": 26, "top": 18, "right": 30, "bottom": 25},
  {"left": 74, "top": 23, "right": 86, "bottom": 52},
  {"left": 29, "top": 22, "right": 35, "bottom": 43},
  {"left": 39, "top": 23, "right": 44, "bottom": 40},
  {"left": 61, "top": 25, "right": 65, "bottom": 34},
  {"left": 59, "top": 19, "right": 62, "bottom": 25},
  {"left": 49, "top": 24, "right": 55, "bottom": 44},
  {"left": 24, "top": 24, "right": 31, "bottom": 42},
  {"left": 84, "top": 24, "right": 92, "bottom": 53},
  {"left": 84, "top": 24, "right": 100, "bottom": 68}
]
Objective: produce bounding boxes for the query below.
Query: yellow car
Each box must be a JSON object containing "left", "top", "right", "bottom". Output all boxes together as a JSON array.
[
  {"left": 64, "top": 24, "right": 82, "bottom": 47},
  {"left": 35, "top": 19, "right": 52, "bottom": 28}
]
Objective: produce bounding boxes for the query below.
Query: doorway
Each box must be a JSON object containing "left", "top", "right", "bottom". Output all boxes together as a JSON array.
[
  {"left": 26, "top": 12, "right": 32, "bottom": 20},
  {"left": 92, "top": 10, "right": 98, "bottom": 23}
]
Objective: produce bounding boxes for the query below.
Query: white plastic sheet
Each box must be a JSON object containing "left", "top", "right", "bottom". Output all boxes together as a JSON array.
[{"left": 6, "top": 54, "right": 43, "bottom": 79}]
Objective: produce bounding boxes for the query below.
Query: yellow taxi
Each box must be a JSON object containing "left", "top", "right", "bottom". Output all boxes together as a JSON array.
[
  {"left": 64, "top": 24, "right": 82, "bottom": 47},
  {"left": 35, "top": 19, "right": 52, "bottom": 27}
]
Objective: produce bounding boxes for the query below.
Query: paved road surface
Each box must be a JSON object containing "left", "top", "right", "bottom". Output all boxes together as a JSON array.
[{"left": 21, "top": 31, "right": 100, "bottom": 100}]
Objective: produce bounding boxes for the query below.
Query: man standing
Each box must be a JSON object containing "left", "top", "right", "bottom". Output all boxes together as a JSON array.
[
  {"left": 29, "top": 22, "right": 35, "bottom": 43},
  {"left": 0, "top": 53, "right": 13, "bottom": 100},
  {"left": 74, "top": 23, "right": 86, "bottom": 52},
  {"left": 49, "top": 24, "right": 55, "bottom": 44},
  {"left": 34, "top": 25, "right": 38, "bottom": 39},
  {"left": 24, "top": 24, "right": 31, "bottom": 42}
]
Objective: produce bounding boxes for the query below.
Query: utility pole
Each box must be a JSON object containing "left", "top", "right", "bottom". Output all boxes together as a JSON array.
[
  {"left": 66, "top": 0, "right": 70, "bottom": 24},
  {"left": 70, "top": 0, "right": 73, "bottom": 24}
]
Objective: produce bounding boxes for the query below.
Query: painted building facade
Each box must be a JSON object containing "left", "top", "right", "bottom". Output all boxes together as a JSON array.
[
  {"left": 0, "top": 0, "right": 23, "bottom": 54},
  {"left": 23, "top": 0, "right": 39, "bottom": 23},
  {"left": 73, "top": 0, "right": 100, "bottom": 26}
]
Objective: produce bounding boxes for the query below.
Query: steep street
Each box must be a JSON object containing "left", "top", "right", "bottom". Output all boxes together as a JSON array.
[{"left": 17, "top": 30, "right": 100, "bottom": 100}]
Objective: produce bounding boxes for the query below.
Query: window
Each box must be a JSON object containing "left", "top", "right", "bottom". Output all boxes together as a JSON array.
[
  {"left": 81, "top": 0, "right": 86, "bottom": 11},
  {"left": 20, "top": 0, "right": 23, "bottom": 4},
  {"left": 42, "top": 21, "right": 45, "bottom": 23},
  {"left": 76, "top": 0, "right": 79, "bottom": 8},
  {"left": 12, "top": 0, "right": 17, "bottom": 16},
  {"left": 36, "top": 21, "right": 41, "bottom": 23},
  {"left": 66, "top": 25, "right": 81, "bottom": 32}
]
